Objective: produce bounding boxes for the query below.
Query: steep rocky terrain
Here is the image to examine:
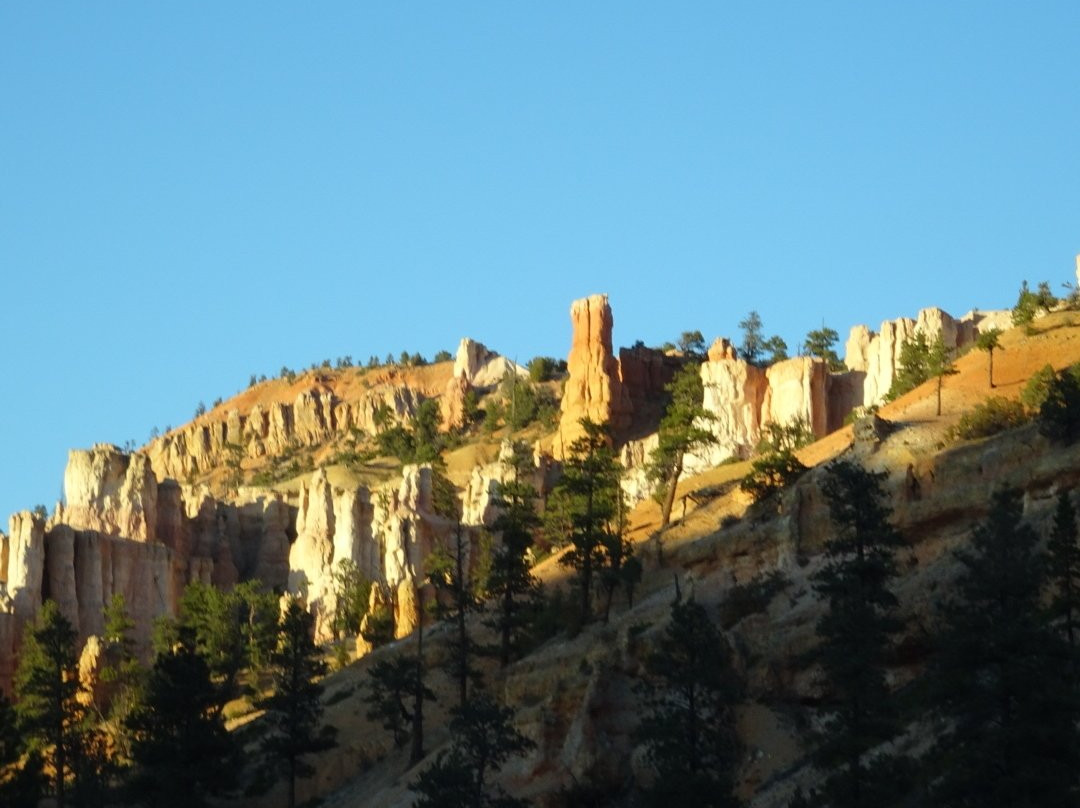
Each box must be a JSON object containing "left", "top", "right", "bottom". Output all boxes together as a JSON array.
[{"left": 3, "top": 286, "right": 1074, "bottom": 806}]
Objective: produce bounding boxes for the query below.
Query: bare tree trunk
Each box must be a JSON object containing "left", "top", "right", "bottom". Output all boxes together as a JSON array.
[{"left": 989, "top": 348, "right": 995, "bottom": 388}]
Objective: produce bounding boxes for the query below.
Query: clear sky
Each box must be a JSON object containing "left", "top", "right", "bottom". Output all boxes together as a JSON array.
[{"left": 2, "top": 3, "right": 1078, "bottom": 522}]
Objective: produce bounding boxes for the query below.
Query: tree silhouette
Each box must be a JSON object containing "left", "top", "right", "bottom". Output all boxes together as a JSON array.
[
  {"left": 647, "top": 364, "right": 717, "bottom": 527},
  {"left": 14, "top": 601, "right": 82, "bottom": 807},
  {"left": 636, "top": 598, "right": 741, "bottom": 807},
  {"left": 259, "top": 600, "right": 337, "bottom": 808},
  {"left": 810, "top": 460, "right": 906, "bottom": 808},
  {"left": 931, "top": 488, "right": 1080, "bottom": 806}
]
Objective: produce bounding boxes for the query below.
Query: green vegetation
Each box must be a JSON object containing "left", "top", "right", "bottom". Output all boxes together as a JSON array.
[
  {"left": 527, "top": 355, "right": 566, "bottom": 382},
  {"left": 677, "top": 329, "right": 706, "bottom": 357},
  {"left": 257, "top": 600, "right": 337, "bottom": 808},
  {"left": 1012, "top": 279, "right": 1058, "bottom": 326},
  {"left": 548, "top": 418, "right": 626, "bottom": 624},
  {"left": 410, "top": 693, "right": 535, "bottom": 808},
  {"left": 740, "top": 419, "right": 810, "bottom": 504},
  {"left": 14, "top": 601, "right": 82, "bottom": 807},
  {"left": 738, "top": 310, "right": 787, "bottom": 366},
  {"left": 484, "top": 442, "right": 543, "bottom": 667},
  {"left": 330, "top": 558, "right": 373, "bottom": 640},
  {"left": 949, "top": 397, "right": 1029, "bottom": 442},
  {"left": 647, "top": 363, "right": 717, "bottom": 527},
  {"left": 803, "top": 326, "right": 845, "bottom": 371},
  {"left": 974, "top": 327, "right": 1003, "bottom": 388},
  {"left": 810, "top": 460, "right": 907, "bottom": 807},
  {"left": 637, "top": 598, "right": 742, "bottom": 807},
  {"left": 930, "top": 488, "right": 1080, "bottom": 805},
  {"left": 1038, "top": 364, "right": 1080, "bottom": 444}
]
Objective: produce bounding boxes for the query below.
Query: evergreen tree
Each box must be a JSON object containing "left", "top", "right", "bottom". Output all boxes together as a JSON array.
[
  {"left": 259, "top": 600, "right": 338, "bottom": 808},
  {"left": 484, "top": 441, "right": 543, "bottom": 667},
  {"left": 885, "top": 331, "right": 933, "bottom": 400},
  {"left": 927, "top": 334, "right": 959, "bottom": 417},
  {"left": 551, "top": 418, "right": 623, "bottom": 625},
  {"left": 647, "top": 364, "right": 717, "bottom": 528},
  {"left": 1048, "top": 490, "right": 1080, "bottom": 654},
  {"left": 931, "top": 488, "right": 1080, "bottom": 806},
  {"left": 125, "top": 632, "right": 235, "bottom": 807},
  {"left": 96, "top": 593, "right": 142, "bottom": 759},
  {"left": 811, "top": 460, "right": 905, "bottom": 808},
  {"left": 428, "top": 522, "right": 483, "bottom": 708},
  {"left": 636, "top": 598, "right": 741, "bottom": 808},
  {"left": 974, "top": 328, "right": 1003, "bottom": 389},
  {"left": 331, "top": 558, "right": 373, "bottom": 639},
  {"left": 677, "top": 330, "right": 706, "bottom": 357},
  {"left": 14, "top": 600, "right": 83, "bottom": 807},
  {"left": 410, "top": 692, "right": 535, "bottom": 808},
  {"left": 365, "top": 656, "right": 426, "bottom": 749},
  {"left": 0, "top": 691, "right": 45, "bottom": 807},
  {"left": 1038, "top": 365, "right": 1080, "bottom": 445},
  {"left": 803, "top": 326, "right": 845, "bottom": 371},
  {"left": 738, "top": 310, "right": 766, "bottom": 365}
]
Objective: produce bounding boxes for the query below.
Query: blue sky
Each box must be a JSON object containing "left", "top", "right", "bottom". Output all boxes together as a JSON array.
[{"left": 2, "top": 3, "right": 1078, "bottom": 521}]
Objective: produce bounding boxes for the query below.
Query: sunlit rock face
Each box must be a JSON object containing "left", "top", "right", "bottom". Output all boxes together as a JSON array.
[
  {"left": 845, "top": 306, "right": 1011, "bottom": 407},
  {"left": 555, "top": 294, "right": 632, "bottom": 456}
]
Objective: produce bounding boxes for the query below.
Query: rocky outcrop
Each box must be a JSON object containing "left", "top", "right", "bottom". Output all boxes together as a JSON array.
[
  {"left": 697, "top": 354, "right": 768, "bottom": 464},
  {"left": 453, "top": 338, "right": 526, "bottom": 388},
  {"left": 845, "top": 307, "right": 1010, "bottom": 407},
  {"left": 441, "top": 373, "right": 471, "bottom": 432},
  {"left": 763, "top": 357, "right": 829, "bottom": 438},
  {"left": 146, "top": 384, "right": 422, "bottom": 481},
  {"left": 283, "top": 464, "right": 466, "bottom": 642},
  {"left": 60, "top": 446, "right": 158, "bottom": 542},
  {"left": 555, "top": 295, "right": 632, "bottom": 455},
  {"left": 617, "top": 345, "right": 684, "bottom": 437}
]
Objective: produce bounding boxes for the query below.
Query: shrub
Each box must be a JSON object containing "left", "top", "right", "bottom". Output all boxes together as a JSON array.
[
  {"left": 1021, "top": 364, "right": 1058, "bottom": 411},
  {"left": 433, "top": 350, "right": 453, "bottom": 363},
  {"left": 950, "top": 397, "right": 1029, "bottom": 441},
  {"left": 1039, "top": 365, "right": 1080, "bottom": 445},
  {"left": 527, "top": 356, "right": 564, "bottom": 382},
  {"left": 1012, "top": 280, "right": 1058, "bottom": 326},
  {"left": 719, "top": 571, "right": 790, "bottom": 629},
  {"left": 740, "top": 450, "right": 807, "bottom": 503}
]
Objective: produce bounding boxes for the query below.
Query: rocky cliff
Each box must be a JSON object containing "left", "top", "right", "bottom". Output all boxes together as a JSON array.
[{"left": 844, "top": 306, "right": 1011, "bottom": 406}]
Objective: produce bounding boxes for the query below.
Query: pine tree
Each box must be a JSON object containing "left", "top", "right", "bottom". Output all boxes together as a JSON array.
[
  {"left": 0, "top": 690, "right": 45, "bottom": 807},
  {"left": 931, "top": 488, "right": 1080, "bottom": 806},
  {"left": 259, "top": 600, "right": 338, "bottom": 808},
  {"left": 1039, "top": 365, "right": 1080, "bottom": 445},
  {"left": 410, "top": 692, "right": 535, "bottom": 808},
  {"left": 647, "top": 364, "right": 717, "bottom": 528},
  {"left": 125, "top": 632, "right": 235, "bottom": 807},
  {"left": 927, "top": 334, "right": 958, "bottom": 417},
  {"left": 484, "top": 441, "right": 543, "bottom": 667},
  {"left": 1048, "top": 490, "right": 1080, "bottom": 655},
  {"left": 803, "top": 326, "right": 845, "bottom": 371},
  {"left": 428, "top": 522, "right": 483, "bottom": 708},
  {"left": 552, "top": 418, "right": 623, "bottom": 625},
  {"left": 96, "top": 593, "right": 141, "bottom": 760},
  {"left": 811, "top": 460, "right": 905, "bottom": 808},
  {"left": 886, "top": 331, "right": 933, "bottom": 400},
  {"left": 975, "top": 328, "right": 1003, "bottom": 389},
  {"left": 636, "top": 598, "right": 741, "bottom": 808},
  {"left": 14, "top": 600, "right": 83, "bottom": 807}
]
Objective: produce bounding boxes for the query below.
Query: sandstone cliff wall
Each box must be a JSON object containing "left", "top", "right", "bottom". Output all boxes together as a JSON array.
[{"left": 845, "top": 307, "right": 1011, "bottom": 406}]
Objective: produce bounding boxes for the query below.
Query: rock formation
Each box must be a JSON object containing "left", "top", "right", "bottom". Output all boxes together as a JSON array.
[
  {"left": 452, "top": 338, "right": 526, "bottom": 388},
  {"left": 844, "top": 306, "right": 1010, "bottom": 407},
  {"left": 146, "top": 383, "right": 423, "bottom": 481},
  {"left": 555, "top": 295, "right": 632, "bottom": 455},
  {"left": 762, "top": 357, "right": 829, "bottom": 438}
]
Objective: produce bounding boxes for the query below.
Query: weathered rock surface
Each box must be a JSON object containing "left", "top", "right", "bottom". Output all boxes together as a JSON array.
[
  {"left": 452, "top": 338, "right": 526, "bottom": 388},
  {"left": 697, "top": 354, "right": 768, "bottom": 464},
  {"left": 763, "top": 357, "right": 829, "bottom": 438},
  {"left": 555, "top": 295, "right": 632, "bottom": 455},
  {"left": 60, "top": 446, "right": 158, "bottom": 542},
  {"left": 146, "top": 383, "right": 423, "bottom": 482},
  {"left": 845, "top": 306, "right": 1011, "bottom": 406}
]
